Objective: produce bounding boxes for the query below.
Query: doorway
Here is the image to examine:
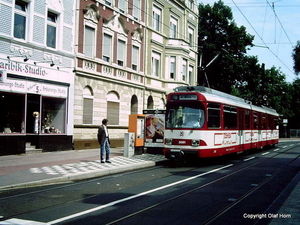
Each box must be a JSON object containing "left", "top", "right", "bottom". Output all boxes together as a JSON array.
[{"left": 26, "top": 94, "right": 41, "bottom": 133}]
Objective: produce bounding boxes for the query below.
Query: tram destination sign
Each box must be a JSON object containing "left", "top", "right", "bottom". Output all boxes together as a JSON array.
[{"left": 171, "top": 94, "right": 198, "bottom": 100}]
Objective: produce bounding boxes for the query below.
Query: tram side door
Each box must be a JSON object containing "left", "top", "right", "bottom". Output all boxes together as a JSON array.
[{"left": 238, "top": 109, "right": 245, "bottom": 152}]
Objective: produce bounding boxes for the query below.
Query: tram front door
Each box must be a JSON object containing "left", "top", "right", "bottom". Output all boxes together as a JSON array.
[{"left": 238, "top": 109, "right": 245, "bottom": 152}]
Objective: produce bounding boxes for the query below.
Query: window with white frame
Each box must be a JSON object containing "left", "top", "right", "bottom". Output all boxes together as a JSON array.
[
  {"left": 170, "top": 56, "right": 176, "bottom": 79},
  {"left": 189, "top": 65, "right": 194, "bottom": 85},
  {"left": 133, "top": 0, "right": 140, "bottom": 20},
  {"left": 47, "top": 11, "right": 58, "bottom": 48},
  {"left": 188, "top": 27, "right": 194, "bottom": 46},
  {"left": 170, "top": 17, "right": 178, "bottom": 38},
  {"left": 152, "top": 51, "right": 161, "bottom": 77},
  {"left": 103, "top": 33, "right": 112, "bottom": 62},
  {"left": 117, "top": 39, "right": 125, "bottom": 66},
  {"left": 84, "top": 25, "right": 95, "bottom": 58},
  {"left": 118, "top": 0, "right": 126, "bottom": 13},
  {"left": 182, "top": 59, "right": 187, "bottom": 81},
  {"left": 132, "top": 45, "right": 139, "bottom": 71},
  {"left": 153, "top": 5, "right": 161, "bottom": 32},
  {"left": 14, "top": 0, "right": 28, "bottom": 39}
]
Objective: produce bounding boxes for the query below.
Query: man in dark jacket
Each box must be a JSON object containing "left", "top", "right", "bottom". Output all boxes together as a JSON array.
[{"left": 97, "top": 119, "right": 111, "bottom": 163}]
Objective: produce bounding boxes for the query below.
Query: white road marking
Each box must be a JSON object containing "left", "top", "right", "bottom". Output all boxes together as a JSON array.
[
  {"left": 0, "top": 218, "right": 47, "bottom": 224},
  {"left": 244, "top": 157, "right": 255, "bottom": 161},
  {"left": 48, "top": 164, "right": 233, "bottom": 224},
  {"left": 262, "top": 152, "right": 270, "bottom": 155},
  {"left": 274, "top": 148, "right": 280, "bottom": 152}
]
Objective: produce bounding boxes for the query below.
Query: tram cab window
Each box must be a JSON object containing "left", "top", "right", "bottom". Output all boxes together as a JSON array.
[
  {"left": 208, "top": 103, "right": 220, "bottom": 129},
  {"left": 166, "top": 104, "right": 205, "bottom": 129},
  {"left": 224, "top": 105, "right": 237, "bottom": 129}
]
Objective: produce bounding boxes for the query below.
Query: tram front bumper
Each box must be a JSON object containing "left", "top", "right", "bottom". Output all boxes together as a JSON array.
[{"left": 166, "top": 149, "right": 185, "bottom": 160}]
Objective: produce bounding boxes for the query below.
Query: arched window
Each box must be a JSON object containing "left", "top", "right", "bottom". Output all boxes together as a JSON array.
[
  {"left": 131, "top": 95, "right": 138, "bottom": 114},
  {"left": 83, "top": 86, "right": 94, "bottom": 124},
  {"left": 159, "top": 98, "right": 165, "bottom": 109},
  {"left": 107, "top": 91, "right": 120, "bottom": 125},
  {"left": 147, "top": 96, "right": 154, "bottom": 109}
]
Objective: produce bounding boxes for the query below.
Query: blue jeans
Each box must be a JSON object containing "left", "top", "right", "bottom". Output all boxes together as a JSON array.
[{"left": 100, "top": 138, "right": 110, "bottom": 161}]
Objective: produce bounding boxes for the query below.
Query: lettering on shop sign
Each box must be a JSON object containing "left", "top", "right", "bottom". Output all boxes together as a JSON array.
[{"left": 0, "top": 61, "right": 47, "bottom": 76}]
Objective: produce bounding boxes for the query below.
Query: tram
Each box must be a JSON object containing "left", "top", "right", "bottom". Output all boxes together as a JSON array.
[{"left": 163, "top": 86, "right": 279, "bottom": 160}]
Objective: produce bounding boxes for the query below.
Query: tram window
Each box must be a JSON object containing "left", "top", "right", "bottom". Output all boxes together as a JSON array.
[
  {"left": 253, "top": 112, "right": 258, "bottom": 129},
  {"left": 262, "top": 114, "right": 266, "bottom": 129},
  {"left": 166, "top": 104, "right": 205, "bottom": 128},
  {"left": 224, "top": 105, "right": 237, "bottom": 129},
  {"left": 208, "top": 103, "right": 220, "bottom": 129},
  {"left": 245, "top": 110, "right": 250, "bottom": 129}
]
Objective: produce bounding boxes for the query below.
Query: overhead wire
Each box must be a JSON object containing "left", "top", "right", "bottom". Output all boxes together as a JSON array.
[{"left": 231, "top": 0, "right": 294, "bottom": 74}]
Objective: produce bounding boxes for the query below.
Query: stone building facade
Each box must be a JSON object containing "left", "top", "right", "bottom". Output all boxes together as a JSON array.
[{"left": 73, "top": 0, "right": 199, "bottom": 149}]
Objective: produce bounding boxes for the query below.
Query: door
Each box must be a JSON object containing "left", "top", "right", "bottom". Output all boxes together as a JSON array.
[{"left": 238, "top": 109, "right": 244, "bottom": 152}]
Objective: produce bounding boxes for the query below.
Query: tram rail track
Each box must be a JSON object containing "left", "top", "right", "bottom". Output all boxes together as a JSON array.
[
  {"left": 0, "top": 142, "right": 299, "bottom": 224},
  {"left": 104, "top": 143, "right": 300, "bottom": 225}
]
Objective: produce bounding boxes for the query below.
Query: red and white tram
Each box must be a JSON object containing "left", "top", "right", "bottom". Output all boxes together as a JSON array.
[{"left": 164, "top": 86, "right": 279, "bottom": 160}]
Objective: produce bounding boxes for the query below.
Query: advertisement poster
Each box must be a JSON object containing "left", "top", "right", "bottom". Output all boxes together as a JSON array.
[{"left": 143, "top": 109, "right": 166, "bottom": 148}]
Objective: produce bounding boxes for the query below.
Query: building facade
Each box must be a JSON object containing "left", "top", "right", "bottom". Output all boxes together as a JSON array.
[
  {"left": 73, "top": 0, "right": 198, "bottom": 149},
  {"left": 0, "top": 0, "right": 76, "bottom": 155}
]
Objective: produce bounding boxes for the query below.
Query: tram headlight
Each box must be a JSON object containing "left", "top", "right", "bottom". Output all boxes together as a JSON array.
[
  {"left": 165, "top": 138, "right": 172, "bottom": 145},
  {"left": 191, "top": 139, "right": 200, "bottom": 146}
]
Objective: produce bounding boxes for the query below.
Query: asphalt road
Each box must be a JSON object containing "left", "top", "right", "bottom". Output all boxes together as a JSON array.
[{"left": 0, "top": 141, "right": 299, "bottom": 225}]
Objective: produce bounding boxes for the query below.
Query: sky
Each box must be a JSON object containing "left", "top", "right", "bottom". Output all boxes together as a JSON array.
[{"left": 197, "top": 0, "right": 300, "bottom": 83}]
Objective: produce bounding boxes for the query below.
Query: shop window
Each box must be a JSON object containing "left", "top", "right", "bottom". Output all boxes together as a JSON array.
[
  {"left": 41, "top": 97, "right": 66, "bottom": 133},
  {"left": 0, "top": 93, "right": 25, "bottom": 133},
  {"left": 107, "top": 91, "right": 120, "bottom": 125},
  {"left": 208, "top": 103, "right": 220, "bottom": 129}
]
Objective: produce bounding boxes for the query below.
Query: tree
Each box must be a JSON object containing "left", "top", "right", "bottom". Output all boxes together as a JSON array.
[
  {"left": 197, "top": 0, "right": 254, "bottom": 93},
  {"left": 292, "top": 41, "right": 300, "bottom": 75}
]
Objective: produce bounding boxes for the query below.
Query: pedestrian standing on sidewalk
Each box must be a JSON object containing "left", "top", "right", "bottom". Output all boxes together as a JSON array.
[{"left": 97, "top": 119, "right": 111, "bottom": 163}]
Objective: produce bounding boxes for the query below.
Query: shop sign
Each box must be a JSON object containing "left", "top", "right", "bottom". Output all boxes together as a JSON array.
[
  {"left": 0, "top": 79, "right": 67, "bottom": 98},
  {"left": 0, "top": 59, "right": 71, "bottom": 83}
]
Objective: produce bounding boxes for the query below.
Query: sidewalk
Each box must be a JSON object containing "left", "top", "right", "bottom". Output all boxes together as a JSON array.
[{"left": 0, "top": 148, "right": 166, "bottom": 190}]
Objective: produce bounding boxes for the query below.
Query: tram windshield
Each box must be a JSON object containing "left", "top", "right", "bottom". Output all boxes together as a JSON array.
[{"left": 166, "top": 103, "right": 205, "bottom": 129}]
